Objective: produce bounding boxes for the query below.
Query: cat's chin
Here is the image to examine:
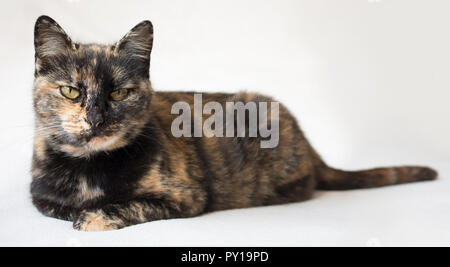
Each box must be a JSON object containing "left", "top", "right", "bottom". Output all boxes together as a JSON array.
[
  {"left": 58, "top": 133, "right": 126, "bottom": 157},
  {"left": 87, "top": 135, "right": 122, "bottom": 151}
]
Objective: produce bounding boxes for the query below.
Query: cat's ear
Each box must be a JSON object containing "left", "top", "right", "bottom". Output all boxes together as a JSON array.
[
  {"left": 34, "top": 15, "right": 74, "bottom": 59},
  {"left": 115, "top": 20, "right": 153, "bottom": 62}
]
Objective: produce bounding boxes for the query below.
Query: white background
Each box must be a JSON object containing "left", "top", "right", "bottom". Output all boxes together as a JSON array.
[{"left": 0, "top": 0, "right": 449, "bottom": 246}]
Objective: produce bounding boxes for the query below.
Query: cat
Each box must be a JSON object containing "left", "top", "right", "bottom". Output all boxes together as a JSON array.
[{"left": 31, "top": 15, "right": 437, "bottom": 231}]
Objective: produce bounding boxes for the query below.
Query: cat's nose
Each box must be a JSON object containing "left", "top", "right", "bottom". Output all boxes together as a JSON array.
[{"left": 86, "top": 109, "right": 104, "bottom": 128}]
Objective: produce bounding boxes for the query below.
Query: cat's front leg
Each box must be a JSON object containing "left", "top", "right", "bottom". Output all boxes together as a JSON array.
[
  {"left": 32, "top": 197, "right": 78, "bottom": 221},
  {"left": 73, "top": 198, "right": 192, "bottom": 231}
]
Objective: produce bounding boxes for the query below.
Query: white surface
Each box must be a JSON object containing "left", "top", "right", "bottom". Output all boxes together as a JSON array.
[{"left": 0, "top": 0, "right": 449, "bottom": 246}]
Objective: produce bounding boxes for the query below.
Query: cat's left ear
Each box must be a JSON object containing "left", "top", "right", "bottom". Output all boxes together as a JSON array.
[
  {"left": 115, "top": 20, "right": 153, "bottom": 62},
  {"left": 34, "top": 15, "right": 74, "bottom": 59}
]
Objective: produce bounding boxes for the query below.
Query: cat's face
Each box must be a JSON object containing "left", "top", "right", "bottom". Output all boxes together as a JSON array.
[{"left": 33, "top": 16, "right": 154, "bottom": 156}]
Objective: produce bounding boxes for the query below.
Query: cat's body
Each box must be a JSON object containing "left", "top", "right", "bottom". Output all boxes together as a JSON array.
[{"left": 31, "top": 16, "right": 437, "bottom": 231}]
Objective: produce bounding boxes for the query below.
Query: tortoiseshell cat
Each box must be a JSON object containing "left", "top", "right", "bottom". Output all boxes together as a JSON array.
[{"left": 31, "top": 15, "right": 437, "bottom": 231}]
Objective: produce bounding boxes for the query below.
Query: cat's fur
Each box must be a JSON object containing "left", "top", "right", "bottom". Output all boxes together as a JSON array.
[{"left": 31, "top": 15, "right": 437, "bottom": 231}]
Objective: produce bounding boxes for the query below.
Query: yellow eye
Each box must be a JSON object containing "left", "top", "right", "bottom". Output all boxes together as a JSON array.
[
  {"left": 60, "top": 86, "right": 80, "bottom": 100},
  {"left": 110, "top": 88, "right": 129, "bottom": 101}
]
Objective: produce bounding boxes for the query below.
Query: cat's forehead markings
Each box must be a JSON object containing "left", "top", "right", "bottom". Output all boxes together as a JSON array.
[
  {"left": 80, "top": 68, "right": 98, "bottom": 91},
  {"left": 112, "top": 66, "right": 125, "bottom": 79},
  {"left": 74, "top": 71, "right": 82, "bottom": 84}
]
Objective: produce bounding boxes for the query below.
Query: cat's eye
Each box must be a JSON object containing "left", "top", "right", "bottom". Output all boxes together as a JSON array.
[
  {"left": 110, "top": 88, "right": 129, "bottom": 101},
  {"left": 60, "top": 86, "right": 80, "bottom": 100}
]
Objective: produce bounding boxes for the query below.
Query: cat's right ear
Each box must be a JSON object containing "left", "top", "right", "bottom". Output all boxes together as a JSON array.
[
  {"left": 114, "top": 20, "right": 153, "bottom": 62},
  {"left": 34, "top": 15, "right": 74, "bottom": 59}
]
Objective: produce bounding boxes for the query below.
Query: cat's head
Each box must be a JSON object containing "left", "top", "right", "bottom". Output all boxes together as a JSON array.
[{"left": 33, "top": 15, "right": 154, "bottom": 156}]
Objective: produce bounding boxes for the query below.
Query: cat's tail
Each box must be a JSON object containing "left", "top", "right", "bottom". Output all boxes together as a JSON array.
[{"left": 312, "top": 153, "right": 437, "bottom": 190}]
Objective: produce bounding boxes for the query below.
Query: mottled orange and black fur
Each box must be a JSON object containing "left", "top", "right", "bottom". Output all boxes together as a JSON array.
[{"left": 31, "top": 16, "right": 438, "bottom": 231}]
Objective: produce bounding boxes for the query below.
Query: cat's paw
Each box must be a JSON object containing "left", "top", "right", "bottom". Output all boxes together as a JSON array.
[{"left": 73, "top": 210, "right": 119, "bottom": 232}]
